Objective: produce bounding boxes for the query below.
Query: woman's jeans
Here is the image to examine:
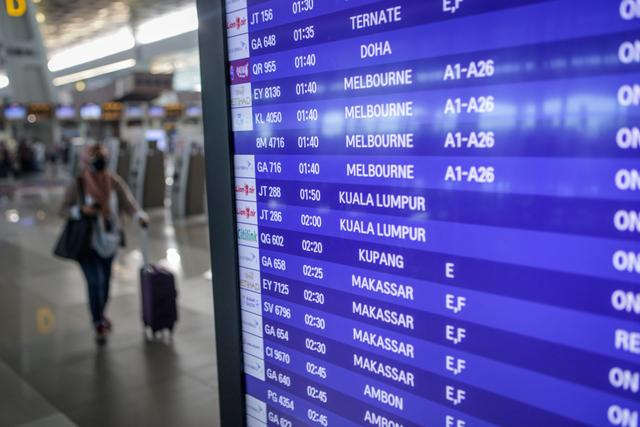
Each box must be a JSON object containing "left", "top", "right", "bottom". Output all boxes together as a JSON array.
[{"left": 80, "top": 249, "right": 115, "bottom": 326}]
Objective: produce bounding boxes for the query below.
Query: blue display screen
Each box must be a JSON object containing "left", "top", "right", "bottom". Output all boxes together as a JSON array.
[
  {"left": 80, "top": 103, "right": 101, "bottom": 120},
  {"left": 125, "top": 105, "right": 144, "bottom": 119},
  {"left": 226, "top": 1, "right": 640, "bottom": 426},
  {"left": 4, "top": 104, "right": 26, "bottom": 120},
  {"left": 55, "top": 105, "right": 76, "bottom": 120},
  {"left": 147, "top": 106, "right": 165, "bottom": 118}
]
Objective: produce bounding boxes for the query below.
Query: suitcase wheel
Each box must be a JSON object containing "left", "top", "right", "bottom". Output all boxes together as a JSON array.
[{"left": 143, "top": 326, "right": 174, "bottom": 342}]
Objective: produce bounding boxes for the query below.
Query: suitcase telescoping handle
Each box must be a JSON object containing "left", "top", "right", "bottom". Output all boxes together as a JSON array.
[{"left": 140, "top": 224, "right": 150, "bottom": 270}]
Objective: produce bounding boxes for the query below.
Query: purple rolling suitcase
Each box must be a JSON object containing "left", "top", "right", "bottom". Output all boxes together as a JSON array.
[{"left": 140, "top": 227, "right": 178, "bottom": 335}]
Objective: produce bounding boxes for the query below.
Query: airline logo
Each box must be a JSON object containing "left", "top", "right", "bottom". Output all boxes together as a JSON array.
[
  {"left": 243, "top": 331, "right": 264, "bottom": 358},
  {"left": 228, "top": 34, "right": 249, "bottom": 61},
  {"left": 244, "top": 353, "right": 266, "bottom": 381},
  {"left": 234, "top": 155, "right": 255, "bottom": 178},
  {"left": 238, "top": 224, "right": 259, "bottom": 248},
  {"left": 230, "top": 59, "right": 251, "bottom": 84},
  {"left": 226, "top": 9, "right": 248, "bottom": 37},
  {"left": 225, "top": 0, "right": 246, "bottom": 13},
  {"left": 231, "top": 83, "right": 252, "bottom": 108},
  {"left": 238, "top": 245, "right": 260, "bottom": 270},
  {"left": 235, "top": 177, "right": 256, "bottom": 201},
  {"left": 239, "top": 267, "right": 260, "bottom": 292},
  {"left": 241, "top": 310, "right": 263, "bottom": 337},
  {"left": 237, "top": 201, "right": 258, "bottom": 225},
  {"left": 241, "top": 288, "right": 261, "bottom": 315},
  {"left": 232, "top": 107, "right": 253, "bottom": 131},
  {"left": 246, "top": 414, "right": 267, "bottom": 427},
  {"left": 245, "top": 394, "right": 267, "bottom": 423}
]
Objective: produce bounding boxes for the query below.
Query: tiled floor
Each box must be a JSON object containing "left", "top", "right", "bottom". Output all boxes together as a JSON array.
[{"left": 0, "top": 175, "right": 220, "bottom": 427}]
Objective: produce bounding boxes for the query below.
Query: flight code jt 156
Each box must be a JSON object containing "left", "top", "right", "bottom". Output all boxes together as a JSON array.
[{"left": 250, "top": 8, "right": 273, "bottom": 25}]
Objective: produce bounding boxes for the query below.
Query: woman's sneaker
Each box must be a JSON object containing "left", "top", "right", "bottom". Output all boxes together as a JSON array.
[
  {"left": 95, "top": 324, "right": 107, "bottom": 344},
  {"left": 102, "top": 317, "right": 112, "bottom": 332}
]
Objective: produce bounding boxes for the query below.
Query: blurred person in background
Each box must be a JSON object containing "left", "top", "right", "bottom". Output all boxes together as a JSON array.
[
  {"left": 33, "top": 139, "right": 46, "bottom": 172},
  {"left": 17, "top": 139, "right": 34, "bottom": 173},
  {"left": 59, "top": 143, "right": 150, "bottom": 344},
  {"left": 0, "top": 141, "right": 10, "bottom": 178}
]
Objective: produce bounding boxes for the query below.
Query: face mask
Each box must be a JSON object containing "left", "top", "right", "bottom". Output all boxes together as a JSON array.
[{"left": 91, "top": 157, "right": 107, "bottom": 172}]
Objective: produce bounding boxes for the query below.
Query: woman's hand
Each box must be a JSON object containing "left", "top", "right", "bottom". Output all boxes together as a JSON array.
[
  {"left": 138, "top": 217, "right": 150, "bottom": 227},
  {"left": 80, "top": 205, "right": 100, "bottom": 216}
]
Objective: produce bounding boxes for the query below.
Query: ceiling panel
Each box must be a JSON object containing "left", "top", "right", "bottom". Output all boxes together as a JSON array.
[{"left": 36, "top": 0, "right": 194, "bottom": 54}]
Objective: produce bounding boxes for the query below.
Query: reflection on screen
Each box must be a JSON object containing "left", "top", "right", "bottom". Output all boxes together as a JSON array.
[{"left": 222, "top": 1, "right": 640, "bottom": 426}]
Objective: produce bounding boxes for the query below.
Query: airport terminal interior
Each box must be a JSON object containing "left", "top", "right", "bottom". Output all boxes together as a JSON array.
[
  {"left": 0, "top": 0, "right": 220, "bottom": 425},
  {"left": 1, "top": 0, "right": 637, "bottom": 426}
]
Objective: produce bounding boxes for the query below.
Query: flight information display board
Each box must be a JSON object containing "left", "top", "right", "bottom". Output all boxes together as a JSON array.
[{"left": 222, "top": 1, "right": 640, "bottom": 426}]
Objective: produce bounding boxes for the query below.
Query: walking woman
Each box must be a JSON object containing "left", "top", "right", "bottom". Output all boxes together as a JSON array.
[{"left": 59, "top": 143, "right": 149, "bottom": 343}]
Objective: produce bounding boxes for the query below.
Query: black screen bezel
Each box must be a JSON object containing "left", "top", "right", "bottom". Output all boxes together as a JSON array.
[{"left": 196, "top": 0, "right": 247, "bottom": 425}]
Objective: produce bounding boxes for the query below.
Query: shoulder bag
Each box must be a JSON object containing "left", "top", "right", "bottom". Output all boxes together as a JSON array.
[{"left": 53, "top": 177, "right": 94, "bottom": 263}]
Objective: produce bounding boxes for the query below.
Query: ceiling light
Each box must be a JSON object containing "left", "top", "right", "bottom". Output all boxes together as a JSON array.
[
  {"left": 136, "top": 6, "right": 198, "bottom": 44},
  {"left": 32, "top": 0, "right": 40, "bottom": 3},
  {"left": 75, "top": 81, "right": 85, "bottom": 91},
  {"left": 0, "top": 73, "right": 8, "bottom": 89},
  {"left": 53, "top": 59, "right": 136, "bottom": 86},
  {"left": 47, "top": 27, "right": 135, "bottom": 72},
  {"left": 35, "top": 12, "right": 45, "bottom": 23}
]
